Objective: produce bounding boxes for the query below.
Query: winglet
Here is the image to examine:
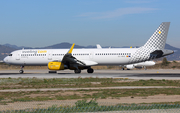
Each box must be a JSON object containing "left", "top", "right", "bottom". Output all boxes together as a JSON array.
[{"left": 68, "top": 43, "right": 75, "bottom": 54}]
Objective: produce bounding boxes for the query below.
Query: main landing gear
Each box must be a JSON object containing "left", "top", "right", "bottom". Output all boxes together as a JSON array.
[
  {"left": 19, "top": 66, "right": 24, "bottom": 74},
  {"left": 74, "top": 69, "right": 81, "bottom": 74},
  {"left": 74, "top": 68, "right": 94, "bottom": 74},
  {"left": 87, "top": 68, "right": 94, "bottom": 73}
]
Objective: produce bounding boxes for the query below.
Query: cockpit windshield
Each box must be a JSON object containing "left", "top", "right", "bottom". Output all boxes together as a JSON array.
[{"left": 9, "top": 54, "right": 12, "bottom": 56}]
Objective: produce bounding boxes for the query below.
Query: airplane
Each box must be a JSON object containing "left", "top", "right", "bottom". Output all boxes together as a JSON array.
[
  {"left": 95, "top": 44, "right": 156, "bottom": 70},
  {"left": 3, "top": 22, "right": 174, "bottom": 74},
  {"left": 95, "top": 45, "right": 156, "bottom": 70},
  {"left": 120, "top": 61, "right": 156, "bottom": 70}
]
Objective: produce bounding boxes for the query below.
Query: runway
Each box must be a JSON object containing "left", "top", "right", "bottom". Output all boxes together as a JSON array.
[{"left": 0, "top": 69, "right": 180, "bottom": 80}]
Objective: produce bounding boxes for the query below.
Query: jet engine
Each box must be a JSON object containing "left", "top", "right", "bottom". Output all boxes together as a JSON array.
[{"left": 48, "top": 62, "right": 65, "bottom": 70}]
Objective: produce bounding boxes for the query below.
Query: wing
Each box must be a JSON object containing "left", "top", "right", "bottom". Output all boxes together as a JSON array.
[{"left": 61, "top": 43, "right": 98, "bottom": 68}]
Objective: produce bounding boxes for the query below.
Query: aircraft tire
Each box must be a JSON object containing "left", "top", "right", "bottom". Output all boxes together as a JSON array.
[
  {"left": 49, "top": 71, "right": 57, "bottom": 73},
  {"left": 74, "top": 69, "right": 81, "bottom": 74},
  {"left": 87, "top": 68, "right": 94, "bottom": 73},
  {"left": 19, "top": 70, "right": 24, "bottom": 74}
]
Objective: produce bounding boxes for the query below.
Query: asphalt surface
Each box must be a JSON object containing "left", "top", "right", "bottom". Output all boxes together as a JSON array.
[{"left": 0, "top": 69, "right": 180, "bottom": 80}]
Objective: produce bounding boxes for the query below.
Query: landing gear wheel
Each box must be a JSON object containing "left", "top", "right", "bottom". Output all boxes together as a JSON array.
[
  {"left": 19, "top": 70, "right": 24, "bottom": 74},
  {"left": 87, "top": 68, "right": 94, "bottom": 73},
  {"left": 19, "top": 66, "right": 24, "bottom": 74},
  {"left": 144, "top": 67, "right": 147, "bottom": 70},
  {"left": 74, "top": 69, "right": 81, "bottom": 74},
  {"left": 49, "top": 71, "right": 57, "bottom": 73}
]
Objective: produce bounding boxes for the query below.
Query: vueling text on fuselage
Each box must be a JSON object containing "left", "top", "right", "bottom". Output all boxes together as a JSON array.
[{"left": 22, "top": 50, "right": 47, "bottom": 54}]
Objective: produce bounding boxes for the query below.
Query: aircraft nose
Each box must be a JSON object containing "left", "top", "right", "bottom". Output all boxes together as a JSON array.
[{"left": 3, "top": 57, "right": 8, "bottom": 63}]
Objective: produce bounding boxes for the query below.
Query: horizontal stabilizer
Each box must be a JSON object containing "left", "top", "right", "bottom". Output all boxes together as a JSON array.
[{"left": 150, "top": 49, "right": 174, "bottom": 59}]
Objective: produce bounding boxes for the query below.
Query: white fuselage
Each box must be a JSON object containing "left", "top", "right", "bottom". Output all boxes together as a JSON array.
[
  {"left": 4, "top": 48, "right": 138, "bottom": 66},
  {"left": 2, "top": 22, "right": 172, "bottom": 74}
]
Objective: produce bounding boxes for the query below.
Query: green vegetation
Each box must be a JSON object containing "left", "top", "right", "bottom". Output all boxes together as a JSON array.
[
  {"left": 0, "top": 78, "right": 180, "bottom": 90},
  {"left": 0, "top": 88, "right": 180, "bottom": 104},
  {"left": 75, "top": 99, "right": 98, "bottom": 107},
  {"left": 0, "top": 78, "right": 179, "bottom": 104},
  {"left": 2, "top": 100, "right": 180, "bottom": 112},
  {"left": 161, "top": 57, "right": 170, "bottom": 66},
  {"left": 0, "top": 78, "right": 180, "bottom": 111}
]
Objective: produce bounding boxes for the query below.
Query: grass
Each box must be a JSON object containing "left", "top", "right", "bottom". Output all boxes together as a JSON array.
[
  {"left": 0, "top": 78, "right": 180, "bottom": 110},
  {"left": 0, "top": 78, "right": 180, "bottom": 90},
  {"left": 0, "top": 78, "right": 179, "bottom": 103},
  {"left": 0, "top": 88, "right": 180, "bottom": 103},
  {"left": 2, "top": 101, "right": 180, "bottom": 112}
]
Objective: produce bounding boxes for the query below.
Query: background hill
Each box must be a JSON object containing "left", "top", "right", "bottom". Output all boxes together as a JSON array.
[
  {"left": 0, "top": 43, "right": 179, "bottom": 61},
  {"left": 0, "top": 45, "right": 15, "bottom": 60}
]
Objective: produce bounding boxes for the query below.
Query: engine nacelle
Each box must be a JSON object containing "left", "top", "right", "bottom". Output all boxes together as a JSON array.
[
  {"left": 48, "top": 62, "right": 64, "bottom": 70},
  {"left": 126, "top": 65, "right": 135, "bottom": 69}
]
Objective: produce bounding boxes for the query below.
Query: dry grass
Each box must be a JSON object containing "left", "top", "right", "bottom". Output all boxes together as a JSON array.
[
  {"left": 148, "top": 61, "right": 180, "bottom": 69},
  {"left": 1, "top": 88, "right": 180, "bottom": 103},
  {"left": 0, "top": 63, "right": 47, "bottom": 70},
  {"left": 0, "top": 77, "right": 179, "bottom": 90}
]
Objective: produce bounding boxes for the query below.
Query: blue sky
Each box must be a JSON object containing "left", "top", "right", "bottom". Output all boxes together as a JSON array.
[{"left": 0, "top": 0, "right": 180, "bottom": 48}]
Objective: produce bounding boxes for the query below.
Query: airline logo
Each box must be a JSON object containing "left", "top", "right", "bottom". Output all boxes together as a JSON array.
[
  {"left": 158, "top": 31, "right": 161, "bottom": 34},
  {"left": 22, "top": 50, "right": 47, "bottom": 54},
  {"left": 22, "top": 50, "right": 37, "bottom": 54},
  {"left": 38, "top": 50, "right": 47, "bottom": 53}
]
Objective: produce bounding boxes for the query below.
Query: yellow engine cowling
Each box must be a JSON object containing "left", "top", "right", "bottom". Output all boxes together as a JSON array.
[{"left": 48, "top": 62, "right": 64, "bottom": 70}]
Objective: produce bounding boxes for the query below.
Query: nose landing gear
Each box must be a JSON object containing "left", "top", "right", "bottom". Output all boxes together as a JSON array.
[{"left": 19, "top": 66, "right": 24, "bottom": 74}]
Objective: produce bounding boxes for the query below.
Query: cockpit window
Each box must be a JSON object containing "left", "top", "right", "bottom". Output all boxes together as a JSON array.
[{"left": 9, "top": 54, "right": 12, "bottom": 56}]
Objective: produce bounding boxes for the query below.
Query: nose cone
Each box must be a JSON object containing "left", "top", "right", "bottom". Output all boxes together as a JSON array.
[{"left": 3, "top": 57, "right": 8, "bottom": 63}]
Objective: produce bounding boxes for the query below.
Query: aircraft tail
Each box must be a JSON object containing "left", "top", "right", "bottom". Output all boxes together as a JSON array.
[
  {"left": 143, "top": 22, "right": 170, "bottom": 49},
  {"left": 129, "top": 22, "right": 172, "bottom": 64}
]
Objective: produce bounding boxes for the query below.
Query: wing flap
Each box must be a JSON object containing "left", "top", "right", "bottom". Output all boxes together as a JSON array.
[{"left": 80, "top": 60, "right": 98, "bottom": 66}]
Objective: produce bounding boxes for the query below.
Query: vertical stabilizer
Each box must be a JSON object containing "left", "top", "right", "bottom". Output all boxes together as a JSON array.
[
  {"left": 129, "top": 22, "right": 171, "bottom": 64},
  {"left": 143, "top": 22, "right": 170, "bottom": 49}
]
